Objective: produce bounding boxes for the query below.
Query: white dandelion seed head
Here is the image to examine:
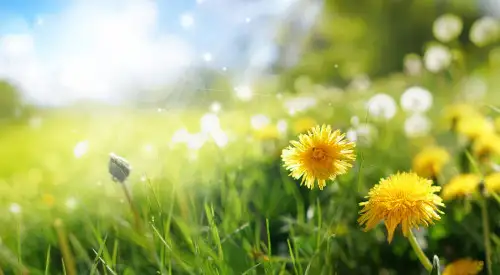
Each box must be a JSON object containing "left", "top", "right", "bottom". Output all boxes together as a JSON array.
[
  {"left": 9, "top": 203, "right": 21, "bottom": 214},
  {"left": 366, "top": 93, "right": 397, "bottom": 120},
  {"left": 404, "top": 113, "right": 431, "bottom": 138},
  {"left": 400, "top": 86, "right": 433, "bottom": 113},
  {"left": 424, "top": 44, "right": 452, "bottom": 73},
  {"left": 470, "top": 16, "right": 500, "bottom": 47},
  {"left": 250, "top": 114, "right": 271, "bottom": 130},
  {"left": 433, "top": 13, "right": 463, "bottom": 43},
  {"left": 234, "top": 85, "right": 253, "bottom": 101},
  {"left": 200, "top": 113, "right": 221, "bottom": 134},
  {"left": 73, "top": 140, "right": 89, "bottom": 158}
]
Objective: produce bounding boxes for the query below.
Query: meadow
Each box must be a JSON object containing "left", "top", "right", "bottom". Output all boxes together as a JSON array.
[{"left": 3, "top": 9, "right": 500, "bottom": 275}]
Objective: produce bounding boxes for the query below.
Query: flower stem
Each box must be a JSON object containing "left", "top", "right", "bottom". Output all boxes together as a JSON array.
[
  {"left": 480, "top": 197, "right": 493, "bottom": 275},
  {"left": 407, "top": 229, "right": 432, "bottom": 272},
  {"left": 121, "top": 183, "right": 142, "bottom": 232}
]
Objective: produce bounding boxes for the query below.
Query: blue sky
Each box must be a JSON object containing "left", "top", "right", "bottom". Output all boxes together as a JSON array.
[{"left": 0, "top": 0, "right": 311, "bottom": 105}]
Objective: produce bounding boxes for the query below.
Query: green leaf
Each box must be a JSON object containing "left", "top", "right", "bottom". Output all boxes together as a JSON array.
[{"left": 430, "top": 255, "right": 441, "bottom": 275}]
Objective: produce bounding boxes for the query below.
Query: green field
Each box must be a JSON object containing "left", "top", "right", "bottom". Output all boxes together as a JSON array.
[{"left": 4, "top": 4, "right": 500, "bottom": 275}]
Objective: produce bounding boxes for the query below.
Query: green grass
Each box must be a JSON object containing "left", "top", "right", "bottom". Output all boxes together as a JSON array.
[{"left": 1, "top": 70, "right": 500, "bottom": 274}]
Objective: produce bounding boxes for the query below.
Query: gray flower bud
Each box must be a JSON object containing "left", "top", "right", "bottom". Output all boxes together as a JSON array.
[{"left": 108, "top": 153, "right": 131, "bottom": 183}]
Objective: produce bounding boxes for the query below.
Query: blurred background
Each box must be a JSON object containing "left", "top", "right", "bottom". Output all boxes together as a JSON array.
[{"left": 2, "top": 0, "right": 500, "bottom": 274}]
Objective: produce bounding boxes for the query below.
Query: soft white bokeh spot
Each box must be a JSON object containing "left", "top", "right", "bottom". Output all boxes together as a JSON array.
[
  {"left": 366, "top": 93, "right": 397, "bottom": 120},
  {"left": 433, "top": 13, "right": 463, "bottom": 43},
  {"left": 404, "top": 114, "right": 431, "bottom": 138},
  {"left": 73, "top": 140, "right": 89, "bottom": 158},
  {"left": 400, "top": 86, "right": 433, "bottom": 113},
  {"left": 9, "top": 203, "right": 21, "bottom": 214},
  {"left": 251, "top": 114, "right": 270, "bottom": 130},
  {"left": 180, "top": 13, "right": 195, "bottom": 29},
  {"left": 234, "top": 85, "right": 253, "bottom": 101},
  {"left": 424, "top": 44, "right": 452, "bottom": 73},
  {"left": 200, "top": 113, "right": 221, "bottom": 134}
]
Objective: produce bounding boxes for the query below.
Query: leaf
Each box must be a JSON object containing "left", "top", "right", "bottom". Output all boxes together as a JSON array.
[{"left": 430, "top": 255, "right": 441, "bottom": 275}]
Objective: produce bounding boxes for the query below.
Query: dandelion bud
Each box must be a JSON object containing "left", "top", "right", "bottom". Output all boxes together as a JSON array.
[{"left": 108, "top": 153, "right": 131, "bottom": 183}]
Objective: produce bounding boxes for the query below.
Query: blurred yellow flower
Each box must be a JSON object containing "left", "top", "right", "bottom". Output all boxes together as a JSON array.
[
  {"left": 42, "top": 193, "right": 55, "bottom": 207},
  {"left": 444, "top": 104, "right": 480, "bottom": 129},
  {"left": 441, "top": 174, "right": 481, "bottom": 200},
  {"left": 412, "top": 147, "right": 450, "bottom": 179},
  {"left": 442, "top": 258, "right": 483, "bottom": 275},
  {"left": 456, "top": 116, "right": 494, "bottom": 141},
  {"left": 358, "top": 172, "right": 444, "bottom": 243},
  {"left": 254, "top": 125, "right": 280, "bottom": 140},
  {"left": 473, "top": 132, "right": 500, "bottom": 160},
  {"left": 293, "top": 117, "right": 317, "bottom": 134},
  {"left": 281, "top": 125, "right": 356, "bottom": 190},
  {"left": 485, "top": 173, "right": 500, "bottom": 193}
]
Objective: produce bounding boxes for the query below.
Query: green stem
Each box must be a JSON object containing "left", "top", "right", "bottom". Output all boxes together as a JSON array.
[
  {"left": 407, "top": 229, "right": 432, "bottom": 272},
  {"left": 480, "top": 197, "right": 493, "bottom": 275}
]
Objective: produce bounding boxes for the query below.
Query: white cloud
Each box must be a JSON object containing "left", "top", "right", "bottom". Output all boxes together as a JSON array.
[{"left": 0, "top": 0, "right": 194, "bottom": 106}]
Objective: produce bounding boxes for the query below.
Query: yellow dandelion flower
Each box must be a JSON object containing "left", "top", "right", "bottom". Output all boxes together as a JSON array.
[
  {"left": 444, "top": 104, "right": 480, "bottom": 129},
  {"left": 293, "top": 117, "right": 317, "bottom": 134},
  {"left": 442, "top": 258, "right": 483, "bottom": 275},
  {"left": 42, "top": 193, "right": 55, "bottom": 207},
  {"left": 441, "top": 174, "right": 481, "bottom": 201},
  {"left": 281, "top": 124, "right": 356, "bottom": 190},
  {"left": 485, "top": 173, "right": 500, "bottom": 193},
  {"left": 412, "top": 147, "right": 450, "bottom": 179},
  {"left": 473, "top": 132, "right": 500, "bottom": 160},
  {"left": 358, "top": 172, "right": 444, "bottom": 243},
  {"left": 456, "top": 116, "right": 494, "bottom": 141}
]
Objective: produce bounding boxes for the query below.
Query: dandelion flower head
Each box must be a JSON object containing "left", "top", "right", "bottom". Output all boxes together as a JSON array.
[
  {"left": 443, "top": 104, "right": 480, "bottom": 129},
  {"left": 358, "top": 172, "right": 444, "bottom": 243},
  {"left": 412, "top": 147, "right": 450, "bottom": 179},
  {"left": 442, "top": 258, "right": 483, "bottom": 275},
  {"left": 456, "top": 115, "right": 494, "bottom": 141},
  {"left": 473, "top": 132, "right": 500, "bottom": 160},
  {"left": 433, "top": 13, "right": 463, "bottom": 43},
  {"left": 442, "top": 174, "right": 481, "bottom": 201},
  {"left": 281, "top": 125, "right": 356, "bottom": 190},
  {"left": 485, "top": 173, "right": 500, "bottom": 194}
]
